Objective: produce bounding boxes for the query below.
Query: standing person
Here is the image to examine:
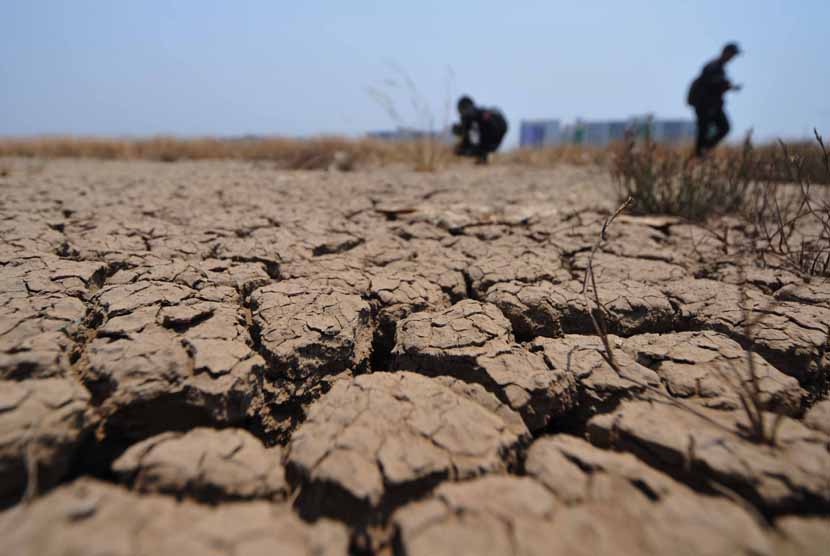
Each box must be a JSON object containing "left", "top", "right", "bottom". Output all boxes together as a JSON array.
[
  {"left": 687, "top": 42, "right": 743, "bottom": 158},
  {"left": 452, "top": 96, "right": 508, "bottom": 164}
]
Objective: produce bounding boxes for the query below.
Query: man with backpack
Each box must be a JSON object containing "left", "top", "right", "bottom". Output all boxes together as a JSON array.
[
  {"left": 687, "top": 43, "right": 743, "bottom": 158},
  {"left": 452, "top": 96, "right": 508, "bottom": 164}
]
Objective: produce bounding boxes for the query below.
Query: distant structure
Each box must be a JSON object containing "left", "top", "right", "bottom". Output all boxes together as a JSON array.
[
  {"left": 519, "top": 120, "right": 562, "bottom": 147},
  {"left": 519, "top": 115, "right": 695, "bottom": 147},
  {"left": 367, "top": 127, "right": 453, "bottom": 143}
]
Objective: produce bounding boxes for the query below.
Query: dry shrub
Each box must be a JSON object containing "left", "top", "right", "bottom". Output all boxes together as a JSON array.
[
  {"left": 745, "top": 130, "right": 830, "bottom": 277},
  {"left": 723, "top": 140, "right": 830, "bottom": 185},
  {"left": 611, "top": 131, "right": 755, "bottom": 221},
  {"left": 612, "top": 127, "right": 830, "bottom": 276}
]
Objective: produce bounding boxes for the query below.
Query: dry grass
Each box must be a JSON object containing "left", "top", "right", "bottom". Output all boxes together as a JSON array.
[
  {"left": 3, "top": 133, "right": 828, "bottom": 178},
  {"left": 0, "top": 135, "right": 432, "bottom": 170},
  {"left": 402, "top": 139, "right": 453, "bottom": 172},
  {"left": 366, "top": 64, "right": 455, "bottom": 172},
  {"left": 0, "top": 136, "right": 621, "bottom": 171},
  {"left": 498, "top": 144, "right": 610, "bottom": 167}
]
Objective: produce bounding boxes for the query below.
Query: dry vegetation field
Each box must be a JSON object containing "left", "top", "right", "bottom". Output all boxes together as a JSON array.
[
  {"left": 1, "top": 133, "right": 827, "bottom": 176},
  {"left": 1, "top": 134, "right": 829, "bottom": 555}
]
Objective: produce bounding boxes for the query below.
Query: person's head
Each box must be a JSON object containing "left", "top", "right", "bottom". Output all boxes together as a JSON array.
[
  {"left": 457, "top": 95, "right": 475, "bottom": 116},
  {"left": 721, "top": 42, "right": 741, "bottom": 63}
]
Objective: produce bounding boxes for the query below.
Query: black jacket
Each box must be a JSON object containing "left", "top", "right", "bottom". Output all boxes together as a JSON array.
[
  {"left": 459, "top": 107, "right": 508, "bottom": 146},
  {"left": 690, "top": 58, "right": 732, "bottom": 108}
]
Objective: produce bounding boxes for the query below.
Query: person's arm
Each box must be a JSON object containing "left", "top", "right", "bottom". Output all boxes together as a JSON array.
[
  {"left": 453, "top": 113, "right": 475, "bottom": 153},
  {"left": 460, "top": 112, "right": 476, "bottom": 138},
  {"left": 702, "top": 63, "right": 732, "bottom": 95}
]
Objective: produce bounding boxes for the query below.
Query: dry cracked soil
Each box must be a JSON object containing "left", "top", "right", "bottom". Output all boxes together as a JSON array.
[{"left": 1, "top": 158, "right": 829, "bottom": 555}]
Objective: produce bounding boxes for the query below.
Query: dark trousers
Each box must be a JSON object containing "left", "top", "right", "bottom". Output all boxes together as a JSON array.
[
  {"left": 695, "top": 105, "right": 730, "bottom": 156},
  {"left": 454, "top": 137, "right": 496, "bottom": 163},
  {"left": 454, "top": 129, "right": 506, "bottom": 164}
]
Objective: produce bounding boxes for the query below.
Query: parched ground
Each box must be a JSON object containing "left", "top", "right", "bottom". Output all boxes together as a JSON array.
[{"left": 1, "top": 158, "right": 829, "bottom": 555}]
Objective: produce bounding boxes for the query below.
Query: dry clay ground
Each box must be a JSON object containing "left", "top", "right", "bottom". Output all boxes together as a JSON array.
[{"left": 1, "top": 159, "right": 829, "bottom": 555}]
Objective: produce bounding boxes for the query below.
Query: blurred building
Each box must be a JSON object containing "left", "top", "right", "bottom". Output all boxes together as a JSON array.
[
  {"left": 650, "top": 119, "right": 698, "bottom": 143},
  {"left": 519, "top": 115, "right": 695, "bottom": 147},
  {"left": 519, "top": 120, "right": 562, "bottom": 146}
]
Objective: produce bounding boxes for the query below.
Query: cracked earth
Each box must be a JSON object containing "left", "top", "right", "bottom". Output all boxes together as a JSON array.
[{"left": 1, "top": 159, "right": 828, "bottom": 555}]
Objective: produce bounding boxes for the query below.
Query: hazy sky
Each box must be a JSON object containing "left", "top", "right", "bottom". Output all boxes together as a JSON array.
[{"left": 2, "top": 1, "right": 828, "bottom": 146}]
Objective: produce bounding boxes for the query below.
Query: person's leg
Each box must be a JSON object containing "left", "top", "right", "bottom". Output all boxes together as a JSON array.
[
  {"left": 476, "top": 124, "right": 504, "bottom": 164},
  {"left": 454, "top": 137, "right": 475, "bottom": 157},
  {"left": 709, "top": 108, "right": 730, "bottom": 149},
  {"left": 694, "top": 107, "right": 710, "bottom": 157},
  {"left": 471, "top": 142, "right": 488, "bottom": 164}
]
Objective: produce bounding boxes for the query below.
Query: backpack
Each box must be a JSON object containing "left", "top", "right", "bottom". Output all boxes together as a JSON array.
[
  {"left": 481, "top": 109, "right": 508, "bottom": 138},
  {"left": 687, "top": 76, "right": 704, "bottom": 107}
]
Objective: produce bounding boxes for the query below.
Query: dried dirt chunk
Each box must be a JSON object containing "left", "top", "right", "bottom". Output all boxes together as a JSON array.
[
  {"left": 280, "top": 256, "right": 373, "bottom": 293},
  {"left": 465, "top": 246, "right": 571, "bottom": 296},
  {"left": 0, "top": 298, "right": 82, "bottom": 380},
  {"left": 0, "top": 478, "right": 348, "bottom": 556},
  {"left": 286, "top": 371, "right": 528, "bottom": 523},
  {"left": 525, "top": 435, "right": 683, "bottom": 504},
  {"left": 0, "top": 378, "right": 92, "bottom": 500},
  {"left": 393, "top": 470, "right": 771, "bottom": 556},
  {"left": 112, "top": 427, "right": 287, "bottom": 501},
  {"left": 530, "top": 335, "right": 660, "bottom": 413},
  {"left": 394, "top": 299, "right": 513, "bottom": 352},
  {"left": 0, "top": 256, "right": 106, "bottom": 299},
  {"left": 804, "top": 400, "right": 830, "bottom": 436},
  {"left": 620, "top": 331, "right": 805, "bottom": 415},
  {"left": 369, "top": 268, "right": 455, "bottom": 371},
  {"left": 706, "top": 262, "right": 801, "bottom": 293},
  {"left": 572, "top": 251, "right": 688, "bottom": 285},
  {"left": 381, "top": 259, "right": 468, "bottom": 303},
  {"left": 662, "top": 278, "right": 830, "bottom": 384},
  {"left": 483, "top": 280, "right": 566, "bottom": 339},
  {"left": 86, "top": 282, "right": 264, "bottom": 437},
  {"left": 95, "top": 280, "right": 194, "bottom": 317},
  {"left": 587, "top": 400, "right": 830, "bottom": 514},
  {"left": 0, "top": 213, "right": 68, "bottom": 259},
  {"left": 775, "top": 281, "right": 830, "bottom": 309},
  {"left": 370, "top": 269, "right": 451, "bottom": 326},
  {"left": 579, "top": 279, "right": 676, "bottom": 335},
  {"left": 371, "top": 265, "right": 455, "bottom": 307},
  {"left": 135, "top": 257, "right": 275, "bottom": 296},
  {"left": 87, "top": 325, "right": 263, "bottom": 436},
  {"left": 250, "top": 280, "right": 373, "bottom": 378},
  {"left": 774, "top": 516, "right": 830, "bottom": 556},
  {"left": 393, "top": 300, "right": 576, "bottom": 430},
  {"left": 0, "top": 256, "right": 106, "bottom": 380},
  {"left": 393, "top": 476, "right": 557, "bottom": 556},
  {"left": 485, "top": 279, "right": 675, "bottom": 339}
]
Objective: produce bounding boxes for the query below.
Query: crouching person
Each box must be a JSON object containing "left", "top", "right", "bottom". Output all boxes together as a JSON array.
[{"left": 452, "top": 96, "right": 508, "bottom": 164}]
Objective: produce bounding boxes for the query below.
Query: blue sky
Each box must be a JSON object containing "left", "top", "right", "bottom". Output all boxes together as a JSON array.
[{"left": 1, "top": 1, "right": 827, "bottom": 146}]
